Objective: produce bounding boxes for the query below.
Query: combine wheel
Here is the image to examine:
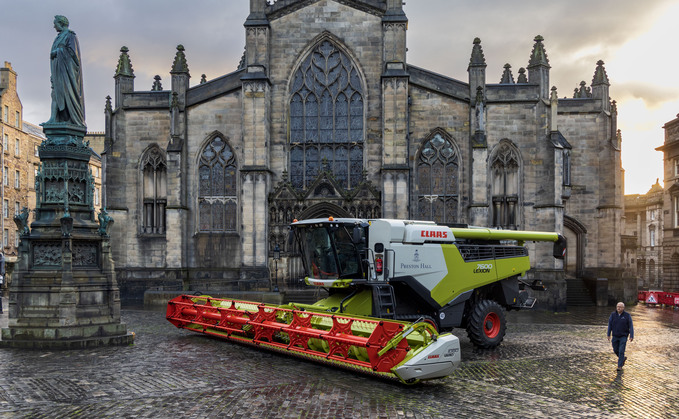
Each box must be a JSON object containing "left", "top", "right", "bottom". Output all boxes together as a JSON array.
[{"left": 466, "top": 300, "right": 506, "bottom": 349}]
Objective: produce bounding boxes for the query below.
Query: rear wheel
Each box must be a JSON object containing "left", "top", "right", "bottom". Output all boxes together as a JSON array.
[{"left": 466, "top": 299, "right": 506, "bottom": 349}]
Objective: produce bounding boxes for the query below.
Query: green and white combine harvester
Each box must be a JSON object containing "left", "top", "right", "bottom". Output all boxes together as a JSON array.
[{"left": 167, "top": 218, "right": 566, "bottom": 384}]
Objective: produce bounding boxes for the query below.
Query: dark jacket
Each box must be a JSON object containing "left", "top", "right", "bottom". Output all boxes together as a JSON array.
[{"left": 607, "top": 311, "right": 634, "bottom": 339}]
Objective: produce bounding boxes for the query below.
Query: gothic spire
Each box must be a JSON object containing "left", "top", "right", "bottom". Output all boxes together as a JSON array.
[
  {"left": 500, "top": 63, "right": 515, "bottom": 84},
  {"left": 573, "top": 81, "right": 591, "bottom": 98},
  {"left": 171, "top": 44, "right": 189, "bottom": 74},
  {"left": 517, "top": 67, "right": 527, "bottom": 83},
  {"left": 115, "top": 46, "right": 134, "bottom": 77},
  {"left": 469, "top": 38, "right": 486, "bottom": 67},
  {"left": 592, "top": 60, "right": 610, "bottom": 86},
  {"left": 152, "top": 75, "right": 163, "bottom": 91},
  {"left": 528, "top": 35, "right": 550, "bottom": 68}
]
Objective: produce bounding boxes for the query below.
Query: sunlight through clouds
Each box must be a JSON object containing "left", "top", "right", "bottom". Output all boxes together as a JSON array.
[{"left": 608, "top": 2, "right": 679, "bottom": 193}]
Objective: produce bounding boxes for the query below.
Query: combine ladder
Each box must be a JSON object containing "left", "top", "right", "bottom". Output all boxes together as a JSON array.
[{"left": 372, "top": 284, "right": 396, "bottom": 319}]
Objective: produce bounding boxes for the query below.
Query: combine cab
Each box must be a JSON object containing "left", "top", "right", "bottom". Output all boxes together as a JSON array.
[{"left": 167, "top": 218, "right": 565, "bottom": 383}]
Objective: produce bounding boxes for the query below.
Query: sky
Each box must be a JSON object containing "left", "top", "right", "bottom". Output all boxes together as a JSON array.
[{"left": 1, "top": 0, "right": 678, "bottom": 195}]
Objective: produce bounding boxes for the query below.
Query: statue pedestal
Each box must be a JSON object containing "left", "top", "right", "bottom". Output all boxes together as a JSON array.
[{"left": 0, "top": 130, "right": 133, "bottom": 348}]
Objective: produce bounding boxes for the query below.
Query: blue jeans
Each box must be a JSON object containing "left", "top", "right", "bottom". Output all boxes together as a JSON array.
[{"left": 611, "top": 335, "right": 628, "bottom": 368}]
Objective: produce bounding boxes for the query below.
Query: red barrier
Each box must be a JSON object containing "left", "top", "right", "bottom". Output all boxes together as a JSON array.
[
  {"left": 645, "top": 292, "right": 659, "bottom": 305},
  {"left": 658, "top": 293, "right": 676, "bottom": 306},
  {"left": 639, "top": 290, "right": 679, "bottom": 307},
  {"left": 638, "top": 291, "right": 648, "bottom": 302}
]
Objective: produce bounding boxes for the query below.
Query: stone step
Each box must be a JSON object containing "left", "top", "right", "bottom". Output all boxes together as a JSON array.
[{"left": 566, "top": 278, "right": 594, "bottom": 307}]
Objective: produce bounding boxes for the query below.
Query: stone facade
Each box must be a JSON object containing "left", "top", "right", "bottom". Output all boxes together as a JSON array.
[
  {"left": 104, "top": 0, "right": 624, "bottom": 309},
  {"left": 0, "top": 62, "right": 43, "bottom": 260},
  {"left": 656, "top": 114, "right": 679, "bottom": 292},
  {"left": 623, "top": 181, "right": 663, "bottom": 290}
]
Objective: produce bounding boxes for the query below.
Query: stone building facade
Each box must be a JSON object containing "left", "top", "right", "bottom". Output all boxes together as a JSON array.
[
  {"left": 104, "top": 0, "right": 625, "bottom": 308},
  {"left": 622, "top": 180, "right": 663, "bottom": 289},
  {"left": 656, "top": 114, "right": 679, "bottom": 292},
  {"left": 0, "top": 61, "right": 102, "bottom": 267},
  {"left": 1, "top": 62, "right": 46, "bottom": 261}
]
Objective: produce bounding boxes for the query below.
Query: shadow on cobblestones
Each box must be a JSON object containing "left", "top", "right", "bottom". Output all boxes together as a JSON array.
[{"left": 0, "top": 302, "right": 677, "bottom": 418}]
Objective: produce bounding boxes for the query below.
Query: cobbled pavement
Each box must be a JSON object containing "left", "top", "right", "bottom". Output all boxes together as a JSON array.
[{"left": 0, "top": 300, "right": 677, "bottom": 418}]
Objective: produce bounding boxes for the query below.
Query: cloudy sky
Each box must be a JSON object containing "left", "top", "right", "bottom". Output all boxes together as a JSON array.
[{"left": 2, "top": 0, "right": 678, "bottom": 194}]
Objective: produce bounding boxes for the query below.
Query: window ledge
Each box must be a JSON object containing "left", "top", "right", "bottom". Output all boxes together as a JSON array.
[
  {"left": 138, "top": 232, "right": 166, "bottom": 239},
  {"left": 194, "top": 231, "right": 239, "bottom": 237}
]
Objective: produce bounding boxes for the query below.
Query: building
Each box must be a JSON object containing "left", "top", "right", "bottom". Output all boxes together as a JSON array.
[
  {"left": 104, "top": 0, "right": 627, "bottom": 308},
  {"left": 0, "top": 62, "right": 44, "bottom": 261},
  {"left": 622, "top": 180, "right": 663, "bottom": 290},
  {"left": 0, "top": 61, "right": 103, "bottom": 267},
  {"left": 656, "top": 114, "right": 679, "bottom": 292}
]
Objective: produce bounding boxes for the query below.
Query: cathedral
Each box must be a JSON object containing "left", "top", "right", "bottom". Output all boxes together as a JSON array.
[{"left": 103, "top": 0, "right": 627, "bottom": 309}]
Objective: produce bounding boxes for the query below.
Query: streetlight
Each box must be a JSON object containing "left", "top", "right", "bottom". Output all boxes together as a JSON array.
[{"left": 273, "top": 243, "right": 280, "bottom": 292}]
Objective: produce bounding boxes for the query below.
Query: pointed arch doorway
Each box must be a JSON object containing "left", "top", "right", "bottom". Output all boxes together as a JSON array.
[{"left": 298, "top": 202, "right": 351, "bottom": 221}]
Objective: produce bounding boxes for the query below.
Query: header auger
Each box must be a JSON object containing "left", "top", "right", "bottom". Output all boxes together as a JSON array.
[{"left": 167, "top": 218, "right": 565, "bottom": 383}]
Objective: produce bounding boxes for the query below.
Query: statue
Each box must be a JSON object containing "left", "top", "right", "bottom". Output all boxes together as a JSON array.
[
  {"left": 98, "top": 208, "right": 114, "bottom": 237},
  {"left": 13, "top": 207, "right": 30, "bottom": 236},
  {"left": 46, "top": 15, "right": 85, "bottom": 127}
]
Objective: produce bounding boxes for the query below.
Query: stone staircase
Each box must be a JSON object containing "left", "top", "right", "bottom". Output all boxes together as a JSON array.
[{"left": 566, "top": 277, "right": 595, "bottom": 307}]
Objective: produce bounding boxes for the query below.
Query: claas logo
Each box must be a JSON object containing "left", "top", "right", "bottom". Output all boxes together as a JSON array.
[{"left": 420, "top": 230, "right": 448, "bottom": 239}]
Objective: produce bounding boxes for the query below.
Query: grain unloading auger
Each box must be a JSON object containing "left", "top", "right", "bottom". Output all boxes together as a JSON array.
[
  {"left": 167, "top": 217, "right": 565, "bottom": 383},
  {"left": 166, "top": 294, "right": 461, "bottom": 384}
]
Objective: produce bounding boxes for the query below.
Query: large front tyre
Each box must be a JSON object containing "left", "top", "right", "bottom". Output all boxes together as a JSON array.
[{"left": 466, "top": 300, "right": 506, "bottom": 349}]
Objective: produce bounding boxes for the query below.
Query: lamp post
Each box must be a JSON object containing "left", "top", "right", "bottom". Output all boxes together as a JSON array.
[{"left": 273, "top": 243, "right": 280, "bottom": 292}]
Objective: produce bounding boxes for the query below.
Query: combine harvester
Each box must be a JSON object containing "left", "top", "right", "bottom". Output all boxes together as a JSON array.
[{"left": 167, "top": 218, "right": 566, "bottom": 383}]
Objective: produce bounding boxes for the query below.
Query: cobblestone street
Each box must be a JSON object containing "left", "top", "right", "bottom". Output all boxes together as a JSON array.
[{"left": 0, "top": 300, "right": 677, "bottom": 418}]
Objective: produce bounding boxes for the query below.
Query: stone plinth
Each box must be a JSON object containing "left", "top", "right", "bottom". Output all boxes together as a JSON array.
[{"left": 0, "top": 125, "right": 133, "bottom": 349}]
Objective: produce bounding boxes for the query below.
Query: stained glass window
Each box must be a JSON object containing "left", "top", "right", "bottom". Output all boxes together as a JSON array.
[
  {"left": 141, "top": 146, "right": 167, "bottom": 234},
  {"left": 289, "top": 40, "right": 364, "bottom": 190},
  {"left": 198, "top": 136, "right": 237, "bottom": 232},
  {"left": 416, "top": 133, "right": 459, "bottom": 224},
  {"left": 490, "top": 141, "right": 520, "bottom": 229}
]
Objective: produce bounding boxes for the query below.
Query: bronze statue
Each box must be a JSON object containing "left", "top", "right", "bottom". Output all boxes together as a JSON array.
[
  {"left": 47, "top": 15, "right": 86, "bottom": 127},
  {"left": 98, "top": 208, "right": 114, "bottom": 237},
  {"left": 13, "top": 207, "right": 30, "bottom": 236}
]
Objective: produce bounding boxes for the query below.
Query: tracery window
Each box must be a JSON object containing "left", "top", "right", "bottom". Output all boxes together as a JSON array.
[
  {"left": 490, "top": 141, "right": 520, "bottom": 229},
  {"left": 198, "top": 136, "right": 237, "bottom": 232},
  {"left": 416, "top": 133, "right": 459, "bottom": 224},
  {"left": 141, "top": 146, "right": 167, "bottom": 234},
  {"left": 289, "top": 40, "right": 364, "bottom": 190}
]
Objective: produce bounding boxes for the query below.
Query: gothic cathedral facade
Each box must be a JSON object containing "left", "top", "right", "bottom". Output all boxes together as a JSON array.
[{"left": 103, "top": 0, "right": 624, "bottom": 309}]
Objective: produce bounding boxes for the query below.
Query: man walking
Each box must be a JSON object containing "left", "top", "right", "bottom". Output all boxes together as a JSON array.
[{"left": 607, "top": 302, "right": 634, "bottom": 371}]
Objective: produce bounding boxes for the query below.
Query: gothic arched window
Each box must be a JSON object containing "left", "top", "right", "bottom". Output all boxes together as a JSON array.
[
  {"left": 416, "top": 133, "right": 459, "bottom": 224},
  {"left": 289, "top": 40, "right": 364, "bottom": 190},
  {"left": 490, "top": 141, "right": 520, "bottom": 229},
  {"left": 141, "top": 146, "right": 167, "bottom": 234},
  {"left": 198, "top": 136, "right": 237, "bottom": 232}
]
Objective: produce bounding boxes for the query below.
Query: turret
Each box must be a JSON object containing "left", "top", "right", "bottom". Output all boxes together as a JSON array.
[
  {"left": 468, "top": 39, "right": 486, "bottom": 147},
  {"left": 382, "top": 0, "right": 407, "bottom": 71},
  {"left": 113, "top": 46, "right": 134, "bottom": 109},
  {"left": 170, "top": 45, "right": 190, "bottom": 110},
  {"left": 527, "top": 35, "right": 550, "bottom": 100},
  {"left": 468, "top": 38, "right": 486, "bottom": 104},
  {"left": 244, "top": 0, "right": 270, "bottom": 78},
  {"left": 591, "top": 60, "right": 610, "bottom": 112},
  {"left": 500, "top": 64, "right": 515, "bottom": 84}
]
